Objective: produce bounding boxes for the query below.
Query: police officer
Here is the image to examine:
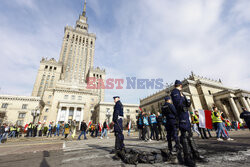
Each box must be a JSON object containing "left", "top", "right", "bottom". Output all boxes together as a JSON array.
[
  {"left": 112, "top": 96, "right": 125, "bottom": 160},
  {"left": 171, "top": 80, "right": 206, "bottom": 167},
  {"left": 240, "top": 107, "right": 250, "bottom": 129},
  {"left": 161, "top": 96, "right": 180, "bottom": 153}
]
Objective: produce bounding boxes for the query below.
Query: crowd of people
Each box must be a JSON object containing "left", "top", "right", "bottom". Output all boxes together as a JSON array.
[
  {"left": 136, "top": 106, "right": 250, "bottom": 143},
  {"left": 0, "top": 119, "right": 117, "bottom": 144}
]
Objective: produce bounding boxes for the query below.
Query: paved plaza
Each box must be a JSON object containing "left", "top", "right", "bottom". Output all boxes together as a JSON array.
[{"left": 0, "top": 130, "right": 250, "bottom": 167}]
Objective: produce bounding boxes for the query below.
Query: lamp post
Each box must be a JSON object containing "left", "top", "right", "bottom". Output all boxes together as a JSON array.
[
  {"left": 31, "top": 107, "right": 40, "bottom": 124},
  {"left": 106, "top": 109, "right": 111, "bottom": 125}
]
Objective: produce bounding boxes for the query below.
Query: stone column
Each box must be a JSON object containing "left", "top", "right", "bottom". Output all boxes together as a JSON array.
[
  {"left": 65, "top": 107, "right": 69, "bottom": 123},
  {"left": 228, "top": 97, "right": 242, "bottom": 123},
  {"left": 73, "top": 107, "right": 77, "bottom": 121},
  {"left": 240, "top": 97, "right": 250, "bottom": 111},
  {"left": 235, "top": 99, "right": 243, "bottom": 114},
  {"left": 247, "top": 98, "right": 250, "bottom": 107},
  {"left": 56, "top": 107, "right": 61, "bottom": 123},
  {"left": 78, "top": 107, "right": 84, "bottom": 130},
  {"left": 216, "top": 100, "right": 229, "bottom": 118}
]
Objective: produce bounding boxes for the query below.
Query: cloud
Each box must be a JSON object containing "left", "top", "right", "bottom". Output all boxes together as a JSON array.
[{"left": 0, "top": 0, "right": 249, "bottom": 104}]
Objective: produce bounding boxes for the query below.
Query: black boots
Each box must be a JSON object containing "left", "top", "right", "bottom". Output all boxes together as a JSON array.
[{"left": 189, "top": 137, "right": 209, "bottom": 163}]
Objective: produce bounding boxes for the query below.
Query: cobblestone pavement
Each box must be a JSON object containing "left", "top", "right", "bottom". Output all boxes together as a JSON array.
[{"left": 0, "top": 130, "right": 249, "bottom": 167}]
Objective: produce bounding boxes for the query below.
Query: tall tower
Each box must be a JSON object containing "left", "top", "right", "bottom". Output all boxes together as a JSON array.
[
  {"left": 32, "top": 58, "right": 62, "bottom": 97},
  {"left": 59, "top": 0, "right": 96, "bottom": 84}
]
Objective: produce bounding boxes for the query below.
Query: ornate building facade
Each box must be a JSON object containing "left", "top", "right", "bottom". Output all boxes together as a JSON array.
[{"left": 140, "top": 72, "right": 250, "bottom": 123}]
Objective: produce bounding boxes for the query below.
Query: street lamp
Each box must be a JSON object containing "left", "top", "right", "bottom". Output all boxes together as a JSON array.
[
  {"left": 106, "top": 109, "right": 111, "bottom": 125},
  {"left": 31, "top": 107, "right": 40, "bottom": 124}
]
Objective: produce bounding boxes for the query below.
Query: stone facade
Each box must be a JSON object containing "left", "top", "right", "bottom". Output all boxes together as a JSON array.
[
  {"left": 140, "top": 72, "right": 250, "bottom": 123},
  {"left": 93, "top": 102, "right": 139, "bottom": 128},
  {"left": 0, "top": 95, "right": 41, "bottom": 126}
]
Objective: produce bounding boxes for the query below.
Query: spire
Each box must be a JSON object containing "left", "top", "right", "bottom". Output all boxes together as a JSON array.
[{"left": 82, "top": 0, "right": 87, "bottom": 16}]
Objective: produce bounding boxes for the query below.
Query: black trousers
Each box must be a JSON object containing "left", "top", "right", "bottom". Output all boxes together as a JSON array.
[
  {"left": 150, "top": 124, "right": 159, "bottom": 140},
  {"left": 197, "top": 124, "right": 208, "bottom": 139},
  {"left": 115, "top": 132, "right": 124, "bottom": 150}
]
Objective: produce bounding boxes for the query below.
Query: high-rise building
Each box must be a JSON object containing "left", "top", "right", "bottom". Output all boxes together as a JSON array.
[{"left": 31, "top": 0, "right": 106, "bottom": 126}]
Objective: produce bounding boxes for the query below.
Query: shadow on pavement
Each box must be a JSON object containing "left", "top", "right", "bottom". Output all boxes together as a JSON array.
[{"left": 40, "top": 151, "right": 50, "bottom": 167}]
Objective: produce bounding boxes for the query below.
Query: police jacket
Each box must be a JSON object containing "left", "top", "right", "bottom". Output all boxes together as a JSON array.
[
  {"left": 162, "top": 102, "right": 178, "bottom": 120},
  {"left": 240, "top": 110, "right": 250, "bottom": 122},
  {"left": 113, "top": 100, "right": 123, "bottom": 123},
  {"left": 171, "top": 88, "right": 191, "bottom": 122}
]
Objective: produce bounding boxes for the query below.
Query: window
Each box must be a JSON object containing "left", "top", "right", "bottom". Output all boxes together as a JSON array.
[
  {"left": 48, "top": 95, "right": 52, "bottom": 99},
  {"left": 47, "top": 101, "right": 50, "bottom": 105},
  {"left": 22, "top": 104, "right": 28, "bottom": 109},
  {"left": 1, "top": 103, "right": 8, "bottom": 109},
  {"left": 64, "top": 95, "right": 69, "bottom": 99},
  {"left": 18, "top": 113, "right": 26, "bottom": 118},
  {"left": 127, "top": 109, "right": 130, "bottom": 113},
  {"left": 91, "top": 98, "right": 94, "bottom": 102},
  {"left": 45, "top": 108, "right": 49, "bottom": 112},
  {"left": 71, "top": 95, "right": 75, "bottom": 100},
  {"left": 78, "top": 96, "right": 82, "bottom": 100},
  {"left": 54, "top": 67, "right": 57, "bottom": 71},
  {"left": 69, "top": 110, "right": 74, "bottom": 116},
  {"left": 43, "top": 116, "right": 47, "bottom": 121},
  {"left": 208, "top": 90, "right": 212, "bottom": 95},
  {"left": 45, "top": 65, "right": 48, "bottom": 69},
  {"left": 17, "top": 120, "right": 23, "bottom": 126}
]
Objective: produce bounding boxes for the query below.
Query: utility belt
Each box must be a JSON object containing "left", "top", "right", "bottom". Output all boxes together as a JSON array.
[{"left": 118, "top": 116, "right": 123, "bottom": 120}]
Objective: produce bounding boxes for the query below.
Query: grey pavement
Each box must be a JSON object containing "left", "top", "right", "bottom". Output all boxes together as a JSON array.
[{"left": 0, "top": 131, "right": 250, "bottom": 167}]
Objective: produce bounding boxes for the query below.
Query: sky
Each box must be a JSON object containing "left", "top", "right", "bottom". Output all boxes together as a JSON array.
[{"left": 0, "top": 0, "right": 249, "bottom": 104}]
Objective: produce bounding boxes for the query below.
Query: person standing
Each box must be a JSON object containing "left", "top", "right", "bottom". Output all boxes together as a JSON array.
[
  {"left": 27, "top": 122, "right": 33, "bottom": 137},
  {"left": 157, "top": 112, "right": 165, "bottom": 140},
  {"left": 37, "top": 122, "right": 42, "bottom": 137},
  {"left": 101, "top": 120, "right": 109, "bottom": 139},
  {"left": 143, "top": 113, "right": 150, "bottom": 141},
  {"left": 47, "top": 122, "right": 53, "bottom": 137},
  {"left": 78, "top": 120, "right": 87, "bottom": 140},
  {"left": 71, "top": 120, "right": 77, "bottom": 139},
  {"left": 194, "top": 110, "right": 208, "bottom": 139},
  {"left": 171, "top": 80, "right": 206, "bottom": 166},
  {"left": 240, "top": 107, "right": 250, "bottom": 130},
  {"left": 137, "top": 112, "right": 143, "bottom": 140},
  {"left": 112, "top": 96, "right": 125, "bottom": 160},
  {"left": 162, "top": 96, "right": 180, "bottom": 155},
  {"left": 127, "top": 120, "right": 131, "bottom": 136},
  {"left": 190, "top": 112, "right": 201, "bottom": 137},
  {"left": 149, "top": 112, "right": 159, "bottom": 141},
  {"left": 56, "top": 122, "right": 60, "bottom": 136},
  {"left": 64, "top": 122, "right": 70, "bottom": 139},
  {"left": 212, "top": 106, "right": 233, "bottom": 141}
]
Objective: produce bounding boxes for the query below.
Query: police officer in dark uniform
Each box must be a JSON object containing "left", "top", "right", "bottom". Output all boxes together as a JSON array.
[
  {"left": 161, "top": 96, "right": 180, "bottom": 153},
  {"left": 171, "top": 80, "right": 206, "bottom": 167},
  {"left": 112, "top": 96, "right": 125, "bottom": 160},
  {"left": 240, "top": 107, "right": 250, "bottom": 129}
]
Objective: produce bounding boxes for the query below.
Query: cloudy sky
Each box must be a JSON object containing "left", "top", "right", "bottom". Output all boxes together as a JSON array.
[{"left": 0, "top": 0, "right": 249, "bottom": 104}]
